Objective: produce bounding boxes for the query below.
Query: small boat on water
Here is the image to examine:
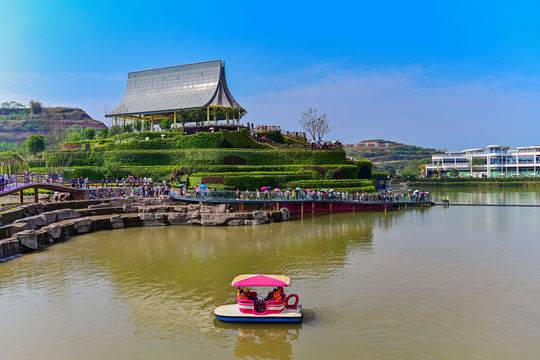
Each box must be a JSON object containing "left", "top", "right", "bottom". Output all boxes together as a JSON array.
[{"left": 214, "top": 274, "right": 302, "bottom": 323}]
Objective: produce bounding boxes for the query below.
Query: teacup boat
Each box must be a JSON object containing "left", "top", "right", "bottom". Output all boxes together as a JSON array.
[{"left": 214, "top": 274, "right": 302, "bottom": 323}]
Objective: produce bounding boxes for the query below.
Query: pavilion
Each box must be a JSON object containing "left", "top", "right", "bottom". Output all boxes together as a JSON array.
[{"left": 106, "top": 60, "right": 246, "bottom": 129}]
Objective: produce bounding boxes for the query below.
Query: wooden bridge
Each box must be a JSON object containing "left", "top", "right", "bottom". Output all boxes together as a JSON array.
[{"left": 0, "top": 182, "right": 87, "bottom": 204}]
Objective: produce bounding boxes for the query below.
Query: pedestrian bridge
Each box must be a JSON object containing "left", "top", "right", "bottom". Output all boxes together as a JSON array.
[{"left": 0, "top": 182, "right": 87, "bottom": 204}]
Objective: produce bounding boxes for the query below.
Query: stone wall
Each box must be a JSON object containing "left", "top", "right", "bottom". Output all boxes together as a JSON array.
[{"left": 0, "top": 197, "right": 287, "bottom": 261}]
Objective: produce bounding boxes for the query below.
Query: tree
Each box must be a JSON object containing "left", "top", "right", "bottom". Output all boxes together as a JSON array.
[
  {"left": 24, "top": 135, "right": 46, "bottom": 154},
  {"left": 81, "top": 127, "right": 96, "bottom": 140},
  {"left": 133, "top": 120, "right": 143, "bottom": 132},
  {"left": 449, "top": 168, "right": 459, "bottom": 178},
  {"left": 160, "top": 118, "right": 173, "bottom": 130},
  {"left": 29, "top": 99, "right": 43, "bottom": 114},
  {"left": 299, "top": 107, "right": 330, "bottom": 142},
  {"left": 96, "top": 128, "right": 109, "bottom": 138}
]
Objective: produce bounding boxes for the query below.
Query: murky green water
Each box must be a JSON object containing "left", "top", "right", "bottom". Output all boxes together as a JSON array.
[{"left": 1, "top": 192, "right": 540, "bottom": 359}]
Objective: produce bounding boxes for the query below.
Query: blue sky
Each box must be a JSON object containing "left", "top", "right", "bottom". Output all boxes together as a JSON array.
[{"left": 1, "top": 0, "right": 540, "bottom": 149}]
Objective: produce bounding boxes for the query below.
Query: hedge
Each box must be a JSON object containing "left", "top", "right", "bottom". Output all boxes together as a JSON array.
[
  {"left": 222, "top": 173, "right": 315, "bottom": 190},
  {"left": 173, "top": 164, "right": 357, "bottom": 178},
  {"left": 285, "top": 179, "right": 375, "bottom": 189},
  {"left": 104, "top": 149, "right": 348, "bottom": 166},
  {"left": 105, "top": 129, "right": 267, "bottom": 150},
  {"left": 355, "top": 159, "right": 372, "bottom": 179},
  {"left": 29, "top": 165, "right": 177, "bottom": 181},
  {"left": 331, "top": 186, "right": 376, "bottom": 193},
  {"left": 372, "top": 170, "right": 390, "bottom": 180},
  {"left": 43, "top": 150, "right": 104, "bottom": 167}
]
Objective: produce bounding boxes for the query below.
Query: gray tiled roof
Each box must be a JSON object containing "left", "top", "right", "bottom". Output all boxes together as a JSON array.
[{"left": 107, "top": 60, "right": 243, "bottom": 116}]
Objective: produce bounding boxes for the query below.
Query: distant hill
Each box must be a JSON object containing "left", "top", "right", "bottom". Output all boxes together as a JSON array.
[
  {"left": 345, "top": 139, "right": 443, "bottom": 173},
  {"left": 0, "top": 106, "right": 107, "bottom": 150}
]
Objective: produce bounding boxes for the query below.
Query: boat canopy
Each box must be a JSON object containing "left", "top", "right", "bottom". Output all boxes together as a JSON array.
[{"left": 231, "top": 274, "right": 291, "bottom": 287}]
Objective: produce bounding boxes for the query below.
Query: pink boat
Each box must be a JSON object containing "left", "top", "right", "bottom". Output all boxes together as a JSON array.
[{"left": 214, "top": 274, "right": 302, "bottom": 323}]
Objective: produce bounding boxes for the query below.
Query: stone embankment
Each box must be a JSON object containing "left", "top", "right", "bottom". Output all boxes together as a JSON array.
[{"left": 0, "top": 197, "right": 290, "bottom": 260}]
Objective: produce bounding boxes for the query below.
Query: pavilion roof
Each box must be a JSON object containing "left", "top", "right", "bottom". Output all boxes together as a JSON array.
[{"left": 106, "top": 60, "right": 243, "bottom": 117}]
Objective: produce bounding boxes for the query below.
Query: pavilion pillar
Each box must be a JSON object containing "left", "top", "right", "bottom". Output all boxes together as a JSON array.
[
  {"left": 226, "top": 110, "right": 229, "bottom": 125},
  {"left": 214, "top": 108, "right": 217, "bottom": 125},
  {"left": 114, "top": 116, "right": 118, "bottom": 127},
  {"left": 206, "top": 107, "right": 210, "bottom": 126},
  {"left": 122, "top": 117, "right": 126, "bottom": 126},
  {"left": 173, "top": 112, "right": 177, "bottom": 129}
]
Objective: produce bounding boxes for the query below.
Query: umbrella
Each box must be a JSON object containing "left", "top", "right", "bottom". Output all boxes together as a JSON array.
[
  {"left": 199, "top": 184, "right": 208, "bottom": 190},
  {"left": 260, "top": 186, "right": 271, "bottom": 191},
  {"left": 295, "top": 187, "right": 302, "bottom": 191},
  {"left": 274, "top": 188, "right": 281, "bottom": 192}
]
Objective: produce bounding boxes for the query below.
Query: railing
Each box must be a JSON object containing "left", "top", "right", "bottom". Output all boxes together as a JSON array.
[{"left": 173, "top": 189, "right": 433, "bottom": 204}]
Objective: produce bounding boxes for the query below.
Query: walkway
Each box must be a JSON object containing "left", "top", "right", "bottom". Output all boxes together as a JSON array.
[
  {"left": 0, "top": 182, "right": 87, "bottom": 204},
  {"left": 171, "top": 194, "right": 432, "bottom": 216}
]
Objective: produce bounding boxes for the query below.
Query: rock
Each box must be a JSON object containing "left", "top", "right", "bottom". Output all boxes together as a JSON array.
[
  {"left": 110, "top": 215, "right": 124, "bottom": 229},
  {"left": 73, "top": 218, "right": 93, "bottom": 233},
  {"left": 280, "top": 208, "right": 290, "bottom": 221},
  {"left": 138, "top": 205, "right": 174, "bottom": 213},
  {"left": 120, "top": 214, "right": 143, "bottom": 228},
  {"left": 93, "top": 218, "right": 113, "bottom": 231},
  {"left": 52, "top": 209, "right": 81, "bottom": 221},
  {"left": 167, "top": 213, "right": 190, "bottom": 225},
  {"left": 0, "top": 237, "right": 20, "bottom": 258},
  {"left": 252, "top": 210, "right": 268, "bottom": 221},
  {"left": 187, "top": 204, "right": 201, "bottom": 212},
  {"left": 139, "top": 213, "right": 165, "bottom": 226},
  {"left": 199, "top": 212, "right": 232, "bottom": 226},
  {"left": 60, "top": 221, "right": 76, "bottom": 238},
  {"left": 200, "top": 204, "right": 227, "bottom": 213},
  {"left": 187, "top": 218, "right": 200, "bottom": 225},
  {"left": 123, "top": 204, "right": 137, "bottom": 213},
  {"left": 40, "top": 211, "right": 59, "bottom": 225},
  {"left": 44, "top": 224, "right": 62, "bottom": 240},
  {"left": 227, "top": 219, "right": 244, "bottom": 226},
  {"left": 244, "top": 219, "right": 254, "bottom": 226},
  {"left": 13, "top": 214, "right": 46, "bottom": 230},
  {"left": 36, "top": 228, "right": 52, "bottom": 244},
  {"left": 88, "top": 203, "right": 113, "bottom": 210},
  {"left": 16, "top": 230, "right": 39, "bottom": 250},
  {"left": 173, "top": 205, "right": 188, "bottom": 213}
]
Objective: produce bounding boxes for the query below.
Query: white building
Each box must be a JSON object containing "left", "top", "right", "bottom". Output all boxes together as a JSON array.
[{"left": 425, "top": 145, "right": 540, "bottom": 178}]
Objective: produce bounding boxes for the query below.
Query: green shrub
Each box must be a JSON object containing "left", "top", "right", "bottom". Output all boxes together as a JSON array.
[
  {"left": 355, "top": 159, "right": 372, "bottom": 179},
  {"left": 372, "top": 170, "right": 389, "bottom": 180},
  {"left": 221, "top": 173, "right": 315, "bottom": 190},
  {"left": 44, "top": 150, "right": 104, "bottom": 167},
  {"left": 104, "top": 149, "right": 348, "bottom": 166},
  {"left": 105, "top": 129, "right": 267, "bottom": 150}
]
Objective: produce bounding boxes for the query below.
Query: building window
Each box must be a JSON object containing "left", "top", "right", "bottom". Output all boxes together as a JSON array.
[{"left": 518, "top": 156, "right": 534, "bottom": 164}]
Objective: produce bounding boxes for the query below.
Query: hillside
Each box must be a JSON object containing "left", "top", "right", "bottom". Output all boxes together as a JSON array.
[
  {"left": 345, "top": 139, "right": 442, "bottom": 174},
  {"left": 26, "top": 128, "right": 375, "bottom": 192},
  {"left": 0, "top": 106, "right": 107, "bottom": 150}
]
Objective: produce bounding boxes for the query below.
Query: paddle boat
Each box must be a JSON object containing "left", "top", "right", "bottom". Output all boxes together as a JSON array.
[{"left": 214, "top": 274, "right": 302, "bottom": 323}]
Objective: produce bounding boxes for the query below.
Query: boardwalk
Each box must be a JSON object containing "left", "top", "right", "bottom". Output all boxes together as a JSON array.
[{"left": 171, "top": 194, "right": 431, "bottom": 216}]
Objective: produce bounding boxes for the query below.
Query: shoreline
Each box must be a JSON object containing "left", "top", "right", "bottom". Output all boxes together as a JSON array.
[{"left": 0, "top": 197, "right": 289, "bottom": 261}]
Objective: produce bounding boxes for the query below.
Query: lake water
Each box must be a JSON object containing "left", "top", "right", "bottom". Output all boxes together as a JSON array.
[{"left": 1, "top": 191, "right": 540, "bottom": 359}]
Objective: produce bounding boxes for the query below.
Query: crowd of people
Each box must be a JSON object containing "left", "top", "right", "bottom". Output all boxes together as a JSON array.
[{"left": 194, "top": 187, "right": 433, "bottom": 204}]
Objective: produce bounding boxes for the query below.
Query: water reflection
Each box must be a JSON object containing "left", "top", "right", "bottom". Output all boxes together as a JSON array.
[{"left": 215, "top": 322, "right": 301, "bottom": 360}]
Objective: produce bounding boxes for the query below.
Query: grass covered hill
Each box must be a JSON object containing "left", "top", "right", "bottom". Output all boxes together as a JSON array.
[
  {"left": 0, "top": 105, "right": 106, "bottom": 150},
  {"left": 27, "top": 128, "right": 375, "bottom": 192},
  {"left": 345, "top": 139, "right": 442, "bottom": 176}
]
